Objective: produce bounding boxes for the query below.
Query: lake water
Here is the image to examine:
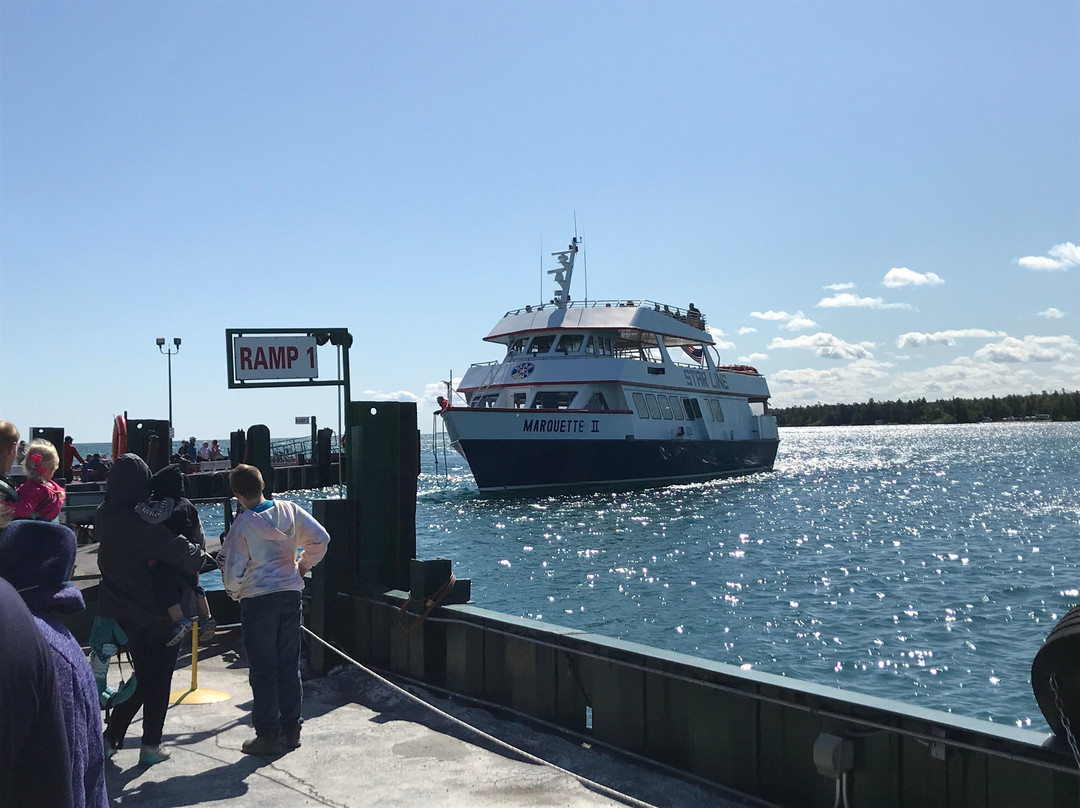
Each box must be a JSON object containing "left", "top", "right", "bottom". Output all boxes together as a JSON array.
[
  {"left": 141, "top": 423, "right": 1079, "bottom": 730},
  {"left": 417, "top": 422, "right": 1080, "bottom": 731}
]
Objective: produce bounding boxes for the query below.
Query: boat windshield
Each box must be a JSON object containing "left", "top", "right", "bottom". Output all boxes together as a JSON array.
[{"left": 528, "top": 335, "right": 556, "bottom": 355}]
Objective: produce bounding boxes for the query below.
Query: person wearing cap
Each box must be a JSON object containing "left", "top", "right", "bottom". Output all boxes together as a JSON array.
[
  {"left": 0, "top": 519, "right": 108, "bottom": 807},
  {"left": 62, "top": 436, "right": 85, "bottom": 483},
  {"left": 183, "top": 438, "right": 198, "bottom": 464}
]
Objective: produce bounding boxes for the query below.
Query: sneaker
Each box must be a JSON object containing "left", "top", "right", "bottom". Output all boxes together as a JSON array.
[
  {"left": 139, "top": 745, "right": 171, "bottom": 766},
  {"left": 166, "top": 618, "right": 193, "bottom": 647},
  {"left": 103, "top": 733, "right": 120, "bottom": 760},
  {"left": 197, "top": 617, "right": 217, "bottom": 643},
  {"left": 242, "top": 734, "right": 284, "bottom": 756},
  {"left": 283, "top": 725, "right": 302, "bottom": 749}
]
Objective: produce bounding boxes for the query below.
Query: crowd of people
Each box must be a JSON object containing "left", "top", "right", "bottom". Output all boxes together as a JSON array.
[{"left": 0, "top": 421, "right": 330, "bottom": 805}]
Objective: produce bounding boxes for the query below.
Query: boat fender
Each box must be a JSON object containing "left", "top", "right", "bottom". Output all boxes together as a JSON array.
[
  {"left": 1032, "top": 603, "right": 1080, "bottom": 743},
  {"left": 112, "top": 414, "right": 128, "bottom": 460}
]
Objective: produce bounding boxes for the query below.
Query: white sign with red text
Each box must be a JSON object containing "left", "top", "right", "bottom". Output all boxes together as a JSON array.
[{"left": 233, "top": 336, "right": 319, "bottom": 381}]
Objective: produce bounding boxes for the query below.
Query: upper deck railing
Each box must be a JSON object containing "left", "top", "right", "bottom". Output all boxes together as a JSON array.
[{"left": 503, "top": 298, "right": 708, "bottom": 332}]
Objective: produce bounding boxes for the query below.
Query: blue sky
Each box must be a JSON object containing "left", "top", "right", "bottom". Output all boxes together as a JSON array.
[{"left": 2, "top": 1, "right": 1077, "bottom": 442}]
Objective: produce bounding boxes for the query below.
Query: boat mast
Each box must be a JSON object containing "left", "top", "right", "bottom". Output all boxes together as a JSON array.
[{"left": 548, "top": 236, "right": 580, "bottom": 309}]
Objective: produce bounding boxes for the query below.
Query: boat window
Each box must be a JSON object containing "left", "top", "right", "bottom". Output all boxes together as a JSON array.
[
  {"left": 645, "top": 394, "right": 662, "bottom": 419},
  {"left": 507, "top": 338, "right": 527, "bottom": 357},
  {"left": 555, "top": 334, "right": 583, "bottom": 354},
  {"left": 532, "top": 391, "right": 574, "bottom": 409},
  {"left": 584, "top": 335, "right": 613, "bottom": 356},
  {"left": 632, "top": 392, "right": 649, "bottom": 419},
  {"left": 682, "top": 398, "right": 695, "bottom": 420},
  {"left": 657, "top": 396, "right": 674, "bottom": 420},
  {"left": 690, "top": 399, "right": 703, "bottom": 419},
  {"left": 708, "top": 399, "right": 725, "bottom": 422},
  {"left": 671, "top": 398, "right": 685, "bottom": 421},
  {"left": 473, "top": 394, "right": 499, "bottom": 409},
  {"left": 528, "top": 335, "right": 555, "bottom": 355},
  {"left": 585, "top": 392, "right": 610, "bottom": 411},
  {"left": 513, "top": 392, "right": 527, "bottom": 409}
]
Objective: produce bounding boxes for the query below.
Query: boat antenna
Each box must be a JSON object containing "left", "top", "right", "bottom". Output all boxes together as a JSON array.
[
  {"left": 539, "top": 231, "right": 543, "bottom": 304},
  {"left": 579, "top": 221, "right": 588, "bottom": 304}
]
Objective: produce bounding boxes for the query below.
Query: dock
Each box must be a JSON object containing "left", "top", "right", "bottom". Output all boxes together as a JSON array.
[{"left": 103, "top": 626, "right": 757, "bottom": 808}]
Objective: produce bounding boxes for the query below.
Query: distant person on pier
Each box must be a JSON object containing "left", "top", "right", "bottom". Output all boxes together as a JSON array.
[
  {"left": 15, "top": 440, "right": 27, "bottom": 465},
  {"left": 134, "top": 464, "right": 215, "bottom": 647},
  {"left": 183, "top": 438, "right": 198, "bottom": 464},
  {"left": 13, "top": 439, "right": 65, "bottom": 522},
  {"left": 62, "top": 436, "right": 85, "bottom": 483},
  {"left": 209, "top": 440, "right": 225, "bottom": 461},
  {"left": 96, "top": 454, "right": 208, "bottom": 766},
  {"left": 0, "top": 421, "right": 20, "bottom": 528},
  {"left": 82, "top": 454, "right": 106, "bottom": 483},
  {"left": 0, "top": 519, "right": 109, "bottom": 807},
  {"left": 197, "top": 441, "right": 211, "bottom": 461},
  {"left": 220, "top": 463, "right": 330, "bottom": 756}
]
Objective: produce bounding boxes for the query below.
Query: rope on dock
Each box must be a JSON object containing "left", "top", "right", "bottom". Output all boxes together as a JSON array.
[{"left": 300, "top": 625, "right": 664, "bottom": 808}]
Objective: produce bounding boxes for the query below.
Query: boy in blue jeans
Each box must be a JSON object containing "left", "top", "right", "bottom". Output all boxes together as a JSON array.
[{"left": 220, "top": 464, "right": 329, "bottom": 755}]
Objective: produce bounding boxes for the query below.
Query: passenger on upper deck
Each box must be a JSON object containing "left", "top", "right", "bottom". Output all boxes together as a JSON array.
[{"left": 687, "top": 303, "right": 702, "bottom": 329}]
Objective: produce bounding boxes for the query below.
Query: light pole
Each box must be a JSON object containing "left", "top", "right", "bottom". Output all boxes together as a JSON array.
[{"left": 156, "top": 337, "right": 181, "bottom": 438}]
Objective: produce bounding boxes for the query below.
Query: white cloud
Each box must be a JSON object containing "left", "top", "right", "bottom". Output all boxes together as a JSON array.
[
  {"left": 749, "top": 310, "right": 817, "bottom": 330},
  {"left": 768, "top": 332, "right": 875, "bottom": 361},
  {"left": 769, "top": 336, "right": 1080, "bottom": 408},
  {"left": 737, "top": 352, "right": 769, "bottom": 363},
  {"left": 1037, "top": 307, "right": 1066, "bottom": 319},
  {"left": 882, "top": 267, "right": 944, "bottom": 288},
  {"left": 824, "top": 282, "right": 855, "bottom": 291},
  {"left": 1017, "top": 242, "right": 1080, "bottom": 272},
  {"left": 705, "top": 325, "right": 728, "bottom": 342},
  {"left": 783, "top": 313, "right": 818, "bottom": 331},
  {"left": 896, "top": 329, "right": 1007, "bottom": 348},
  {"left": 737, "top": 326, "right": 758, "bottom": 335},
  {"left": 816, "top": 293, "right": 914, "bottom": 310},
  {"left": 973, "top": 335, "right": 1080, "bottom": 363}
]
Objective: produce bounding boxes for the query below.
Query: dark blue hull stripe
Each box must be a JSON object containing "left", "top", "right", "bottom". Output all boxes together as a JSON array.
[{"left": 454, "top": 439, "right": 780, "bottom": 492}]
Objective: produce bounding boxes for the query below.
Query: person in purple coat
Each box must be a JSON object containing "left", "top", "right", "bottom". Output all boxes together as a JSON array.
[{"left": 0, "top": 520, "right": 108, "bottom": 808}]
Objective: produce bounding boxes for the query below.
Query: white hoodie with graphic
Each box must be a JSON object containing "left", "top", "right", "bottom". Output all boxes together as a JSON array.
[{"left": 220, "top": 500, "right": 329, "bottom": 600}]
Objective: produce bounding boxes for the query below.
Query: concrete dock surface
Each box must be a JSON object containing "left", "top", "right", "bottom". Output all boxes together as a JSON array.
[{"left": 104, "top": 628, "right": 769, "bottom": 808}]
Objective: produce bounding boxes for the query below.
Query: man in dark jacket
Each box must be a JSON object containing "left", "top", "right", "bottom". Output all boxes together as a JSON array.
[
  {"left": 0, "top": 520, "right": 108, "bottom": 807},
  {"left": 0, "top": 576, "right": 73, "bottom": 808},
  {"left": 96, "top": 454, "right": 207, "bottom": 766}
]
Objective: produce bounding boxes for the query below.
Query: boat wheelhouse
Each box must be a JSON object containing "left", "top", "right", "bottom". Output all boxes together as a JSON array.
[{"left": 438, "top": 237, "right": 779, "bottom": 492}]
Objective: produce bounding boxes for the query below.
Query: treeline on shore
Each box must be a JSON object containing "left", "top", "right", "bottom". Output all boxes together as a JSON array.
[{"left": 772, "top": 390, "right": 1080, "bottom": 427}]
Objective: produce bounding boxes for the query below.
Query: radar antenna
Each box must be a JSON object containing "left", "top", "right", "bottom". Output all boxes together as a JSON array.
[{"left": 548, "top": 235, "right": 580, "bottom": 310}]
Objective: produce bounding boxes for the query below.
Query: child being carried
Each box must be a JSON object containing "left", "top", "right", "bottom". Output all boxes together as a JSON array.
[{"left": 135, "top": 464, "right": 216, "bottom": 647}]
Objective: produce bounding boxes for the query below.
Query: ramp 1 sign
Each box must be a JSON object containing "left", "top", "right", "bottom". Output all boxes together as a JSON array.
[{"left": 233, "top": 336, "right": 318, "bottom": 381}]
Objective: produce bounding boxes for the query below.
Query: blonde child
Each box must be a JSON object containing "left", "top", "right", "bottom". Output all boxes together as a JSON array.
[{"left": 14, "top": 439, "right": 66, "bottom": 522}]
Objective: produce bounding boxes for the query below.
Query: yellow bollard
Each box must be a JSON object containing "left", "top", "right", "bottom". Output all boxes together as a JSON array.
[{"left": 169, "top": 618, "right": 232, "bottom": 705}]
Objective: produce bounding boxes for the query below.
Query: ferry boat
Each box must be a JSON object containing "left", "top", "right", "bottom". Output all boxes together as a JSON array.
[{"left": 438, "top": 237, "right": 780, "bottom": 492}]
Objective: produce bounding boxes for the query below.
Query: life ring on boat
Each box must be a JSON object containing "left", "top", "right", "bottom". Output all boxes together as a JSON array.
[
  {"left": 112, "top": 414, "right": 128, "bottom": 460},
  {"left": 1032, "top": 603, "right": 1080, "bottom": 741}
]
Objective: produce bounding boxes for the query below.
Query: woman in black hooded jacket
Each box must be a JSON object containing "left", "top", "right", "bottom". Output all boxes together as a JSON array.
[{"left": 95, "top": 454, "right": 206, "bottom": 766}]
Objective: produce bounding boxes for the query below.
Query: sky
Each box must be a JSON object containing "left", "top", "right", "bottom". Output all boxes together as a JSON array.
[{"left": 2, "top": 0, "right": 1077, "bottom": 443}]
